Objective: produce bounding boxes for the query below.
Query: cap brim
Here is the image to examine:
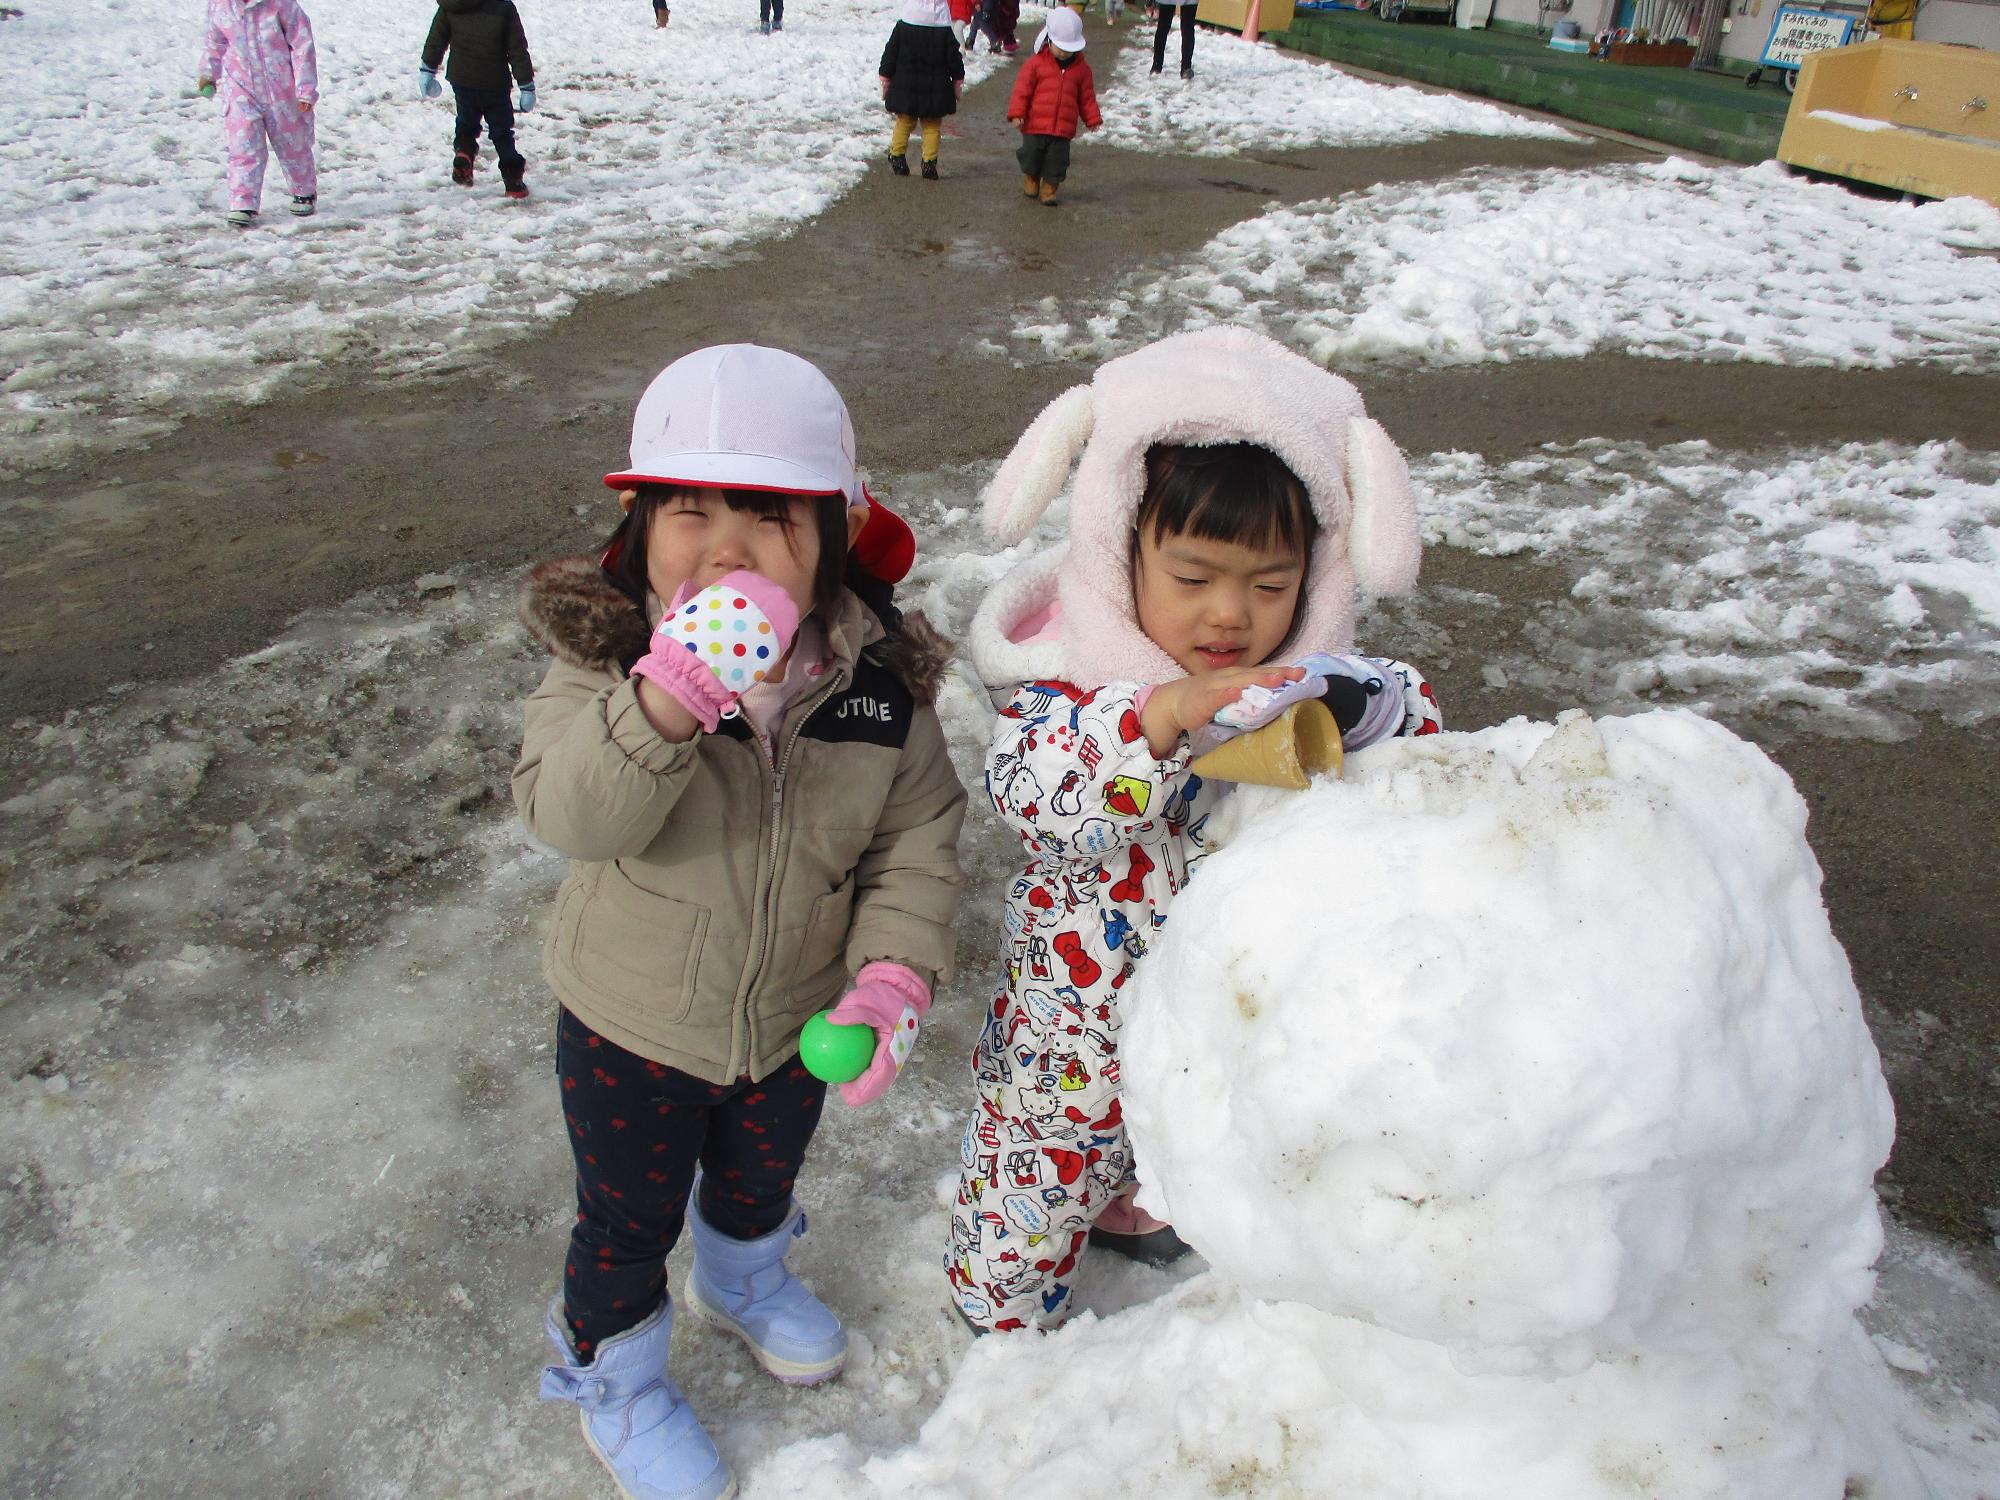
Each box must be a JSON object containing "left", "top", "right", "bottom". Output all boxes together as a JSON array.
[{"left": 604, "top": 450, "right": 853, "bottom": 500}]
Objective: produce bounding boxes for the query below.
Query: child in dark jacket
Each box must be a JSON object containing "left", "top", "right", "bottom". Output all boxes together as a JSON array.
[
  {"left": 879, "top": 0, "right": 967, "bottom": 180},
  {"left": 419, "top": 0, "right": 537, "bottom": 199},
  {"left": 1006, "top": 6, "right": 1100, "bottom": 207}
]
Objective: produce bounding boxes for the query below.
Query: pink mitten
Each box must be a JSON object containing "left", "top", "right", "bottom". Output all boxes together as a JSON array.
[
  {"left": 825, "top": 961, "right": 931, "bottom": 1108},
  {"left": 630, "top": 570, "right": 802, "bottom": 732}
]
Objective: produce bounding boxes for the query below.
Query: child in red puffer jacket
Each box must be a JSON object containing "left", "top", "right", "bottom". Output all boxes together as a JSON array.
[{"left": 1006, "top": 6, "right": 1100, "bottom": 206}]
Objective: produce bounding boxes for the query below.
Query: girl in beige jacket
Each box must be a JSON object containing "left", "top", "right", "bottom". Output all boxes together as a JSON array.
[{"left": 514, "top": 345, "right": 966, "bottom": 1500}]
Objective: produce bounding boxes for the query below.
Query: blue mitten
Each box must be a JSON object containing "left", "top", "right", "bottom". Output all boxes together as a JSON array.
[
  {"left": 517, "top": 84, "right": 537, "bottom": 112},
  {"left": 417, "top": 67, "right": 442, "bottom": 99}
]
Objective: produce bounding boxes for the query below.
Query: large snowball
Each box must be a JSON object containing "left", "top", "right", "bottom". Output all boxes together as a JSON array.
[{"left": 1123, "top": 710, "right": 1895, "bottom": 1375}]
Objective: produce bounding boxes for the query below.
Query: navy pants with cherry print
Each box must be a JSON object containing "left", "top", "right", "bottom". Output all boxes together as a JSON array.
[{"left": 556, "top": 1007, "right": 829, "bottom": 1360}]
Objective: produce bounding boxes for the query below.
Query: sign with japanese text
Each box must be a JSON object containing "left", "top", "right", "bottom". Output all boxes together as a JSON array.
[{"left": 1760, "top": 6, "right": 1857, "bottom": 68}]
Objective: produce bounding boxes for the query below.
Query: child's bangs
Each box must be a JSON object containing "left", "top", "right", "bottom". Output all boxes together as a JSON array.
[
  {"left": 1137, "top": 443, "right": 1317, "bottom": 559},
  {"left": 602, "top": 484, "right": 852, "bottom": 615}
]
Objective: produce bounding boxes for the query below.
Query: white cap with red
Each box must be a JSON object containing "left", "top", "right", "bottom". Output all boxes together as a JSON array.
[{"left": 605, "top": 344, "right": 861, "bottom": 506}]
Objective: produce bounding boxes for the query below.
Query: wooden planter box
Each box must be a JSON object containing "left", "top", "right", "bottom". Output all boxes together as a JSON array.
[{"left": 1606, "top": 39, "right": 1695, "bottom": 64}]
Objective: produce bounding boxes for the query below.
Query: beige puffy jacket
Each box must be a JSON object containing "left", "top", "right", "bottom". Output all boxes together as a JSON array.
[{"left": 513, "top": 557, "right": 968, "bottom": 1084}]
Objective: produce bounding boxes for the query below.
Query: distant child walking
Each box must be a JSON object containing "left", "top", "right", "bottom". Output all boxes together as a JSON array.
[
  {"left": 879, "top": 0, "right": 966, "bottom": 180},
  {"left": 516, "top": 344, "right": 967, "bottom": 1500},
  {"left": 197, "top": 0, "right": 318, "bottom": 228},
  {"left": 972, "top": 0, "right": 1022, "bottom": 52},
  {"left": 946, "top": 327, "right": 1442, "bottom": 1331},
  {"left": 1006, "top": 7, "right": 1099, "bottom": 207},
  {"left": 419, "top": 0, "right": 537, "bottom": 200}
]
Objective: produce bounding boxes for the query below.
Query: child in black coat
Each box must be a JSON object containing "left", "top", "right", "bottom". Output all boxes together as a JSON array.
[
  {"left": 878, "top": 0, "right": 966, "bottom": 180},
  {"left": 419, "top": 0, "right": 537, "bottom": 198}
]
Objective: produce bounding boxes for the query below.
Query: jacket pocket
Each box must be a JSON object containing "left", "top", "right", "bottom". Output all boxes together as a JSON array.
[
  {"left": 792, "top": 872, "right": 857, "bottom": 991},
  {"left": 561, "top": 866, "right": 711, "bottom": 1027}
]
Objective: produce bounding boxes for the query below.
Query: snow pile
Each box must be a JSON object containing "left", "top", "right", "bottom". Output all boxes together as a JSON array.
[
  {"left": 764, "top": 711, "right": 1942, "bottom": 1500},
  {"left": 1407, "top": 439, "right": 2000, "bottom": 738},
  {"left": 1103, "top": 709, "right": 1906, "bottom": 1493},
  {"left": 1095, "top": 30, "right": 1575, "bottom": 155},
  {"left": 1012, "top": 158, "right": 2000, "bottom": 369}
]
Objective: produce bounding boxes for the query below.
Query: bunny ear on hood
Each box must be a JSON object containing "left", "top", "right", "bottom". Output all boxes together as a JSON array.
[{"left": 968, "top": 327, "right": 1421, "bottom": 694}]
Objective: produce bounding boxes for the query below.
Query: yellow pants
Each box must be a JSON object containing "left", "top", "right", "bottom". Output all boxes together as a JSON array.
[{"left": 890, "top": 115, "right": 943, "bottom": 162}]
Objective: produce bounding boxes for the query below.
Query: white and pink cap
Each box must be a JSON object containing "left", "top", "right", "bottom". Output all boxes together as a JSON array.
[
  {"left": 606, "top": 343, "right": 919, "bottom": 584},
  {"left": 605, "top": 344, "right": 862, "bottom": 506}
]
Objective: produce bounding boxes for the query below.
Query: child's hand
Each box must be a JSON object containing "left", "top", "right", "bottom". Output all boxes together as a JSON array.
[
  {"left": 417, "top": 66, "right": 442, "bottom": 99},
  {"left": 629, "top": 571, "right": 802, "bottom": 736},
  {"left": 298, "top": 99, "right": 313, "bottom": 113},
  {"left": 517, "top": 84, "right": 536, "bottom": 112},
  {"left": 879, "top": 74, "right": 890, "bottom": 98},
  {"left": 1007, "top": 115, "right": 1023, "bottom": 125},
  {"left": 1212, "top": 652, "right": 1378, "bottom": 732},
  {"left": 1140, "top": 664, "right": 1305, "bottom": 758},
  {"left": 824, "top": 962, "right": 931, "bottom": 1108}
]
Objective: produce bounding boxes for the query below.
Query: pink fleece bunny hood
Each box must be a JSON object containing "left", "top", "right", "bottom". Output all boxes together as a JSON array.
[{"left": 965, "top": 326, "right": 1421, "bottom": 694}]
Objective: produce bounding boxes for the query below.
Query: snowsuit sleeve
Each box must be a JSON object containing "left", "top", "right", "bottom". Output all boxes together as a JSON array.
[
  {"left": 1006, "top": 56, "right": 1039, "bottom": 122},
  {"left": 846, "top": 703, "right": 969, "bottom": 989},
  {"left": 1077, "top": 62, "right": 1101, "bottom": 129},
  {"left": 279, "top": 0, "right": 317, "bottom": 103},
  {"left": 984, "top": 681, "right": 1191, "bottom": 866},
  {"left": 200, "top": 0, "right": 228, "bottom": 82},
  {"left": 878, "top": 25, "right": 902, "bottom": 83},
  {"left": 505, "top": 2, "right": 534, "bottom": 86},
  {"left": 421, "top": 7, "right": 450, "bottom": 71},
  {"left": 512, "top": 659, "right": 702, "bottom": 863}
]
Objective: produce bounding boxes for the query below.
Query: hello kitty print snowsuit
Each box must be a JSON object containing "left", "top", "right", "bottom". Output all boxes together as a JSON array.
[
  {"left": 947, "top": 328, "right": 1434, "bottom": 1332},
  {"left": 949, "top": 678, "right": 1225, "bottom": 1331},
  {"left": 200, "top": 0, "right": 319, "bottom": 212}
]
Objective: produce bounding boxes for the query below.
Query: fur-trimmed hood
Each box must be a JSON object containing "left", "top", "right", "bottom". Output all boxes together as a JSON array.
[
  {"left": 966, "top": 327, "right": 1420, "bottom": 695},
  {"left": 517, "top": 555, "right": 954, "bottom": 705}
]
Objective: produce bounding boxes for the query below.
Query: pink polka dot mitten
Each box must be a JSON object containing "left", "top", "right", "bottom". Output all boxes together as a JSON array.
[
  {"left": 824, "top": 962, "right": 931, "bottom": 1109},
  {"left": 630, "top": 570, "right": 802, "bottom": 733}
]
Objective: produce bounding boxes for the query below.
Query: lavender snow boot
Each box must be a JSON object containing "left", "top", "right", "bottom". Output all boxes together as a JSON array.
[
  {"left": 684, "top": 1200, "right": 847, "bottom": 1384},
  {"left": 539, "top": 1297, "right": 736, "bottom": 1500}
]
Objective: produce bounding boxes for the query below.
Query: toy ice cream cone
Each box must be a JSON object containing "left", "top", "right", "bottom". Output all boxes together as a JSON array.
[{"left": 1190, "top": 699, "right": 1343, "bottom": 790}]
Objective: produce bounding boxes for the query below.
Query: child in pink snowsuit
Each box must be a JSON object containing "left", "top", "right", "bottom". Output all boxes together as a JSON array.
[
  {"left": 947, "top": 327, "right": 1444, "bottom": 1333},
  {"left": 198, "top": 0, "right": 320, "bottom": 227}
]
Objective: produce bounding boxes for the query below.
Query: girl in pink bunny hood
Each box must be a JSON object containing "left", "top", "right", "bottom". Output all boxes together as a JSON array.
[
  {"left": 198, "top": 0, "right": 319, "bottom": 227},
  {"left": 947, "top": 326, "right": 1441, "bottom": 1333}
]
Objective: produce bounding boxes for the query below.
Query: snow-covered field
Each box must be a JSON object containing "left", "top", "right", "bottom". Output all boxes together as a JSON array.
[
  {"left": 1405, "top": 438, "right": 2000, "bottom": 739},
  {"left": 4, "top": 462, "right": 1997, "bottom": 1497},
  {"left": 0, "top": 0, "right": 1574, "bottom": 480},
  {"left": 1092, "top": 26, "right": 1576, "bottom": 154},
  {"left": 1012, "top": 158, "right": 2000, "bottom": 368},
  {"left": 0, "top": 0, "right": 998, "bottom": 476}
]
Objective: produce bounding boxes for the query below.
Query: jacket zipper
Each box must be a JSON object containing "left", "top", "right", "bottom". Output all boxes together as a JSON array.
[{"left": 735, "top": 664, "right": 850, "bottom": 1072}]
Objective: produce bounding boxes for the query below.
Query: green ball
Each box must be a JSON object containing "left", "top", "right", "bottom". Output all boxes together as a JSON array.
[{"left": 799, "top": 1010, "right": 875, "bottom": 1085}]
